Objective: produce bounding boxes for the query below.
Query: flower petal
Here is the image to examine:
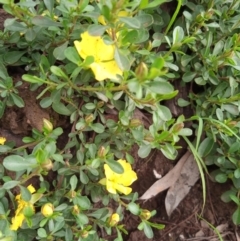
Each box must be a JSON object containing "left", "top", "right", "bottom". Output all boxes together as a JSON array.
[
  {"left": 106, "top": 180, "right": 117, "bottom": 194},
  {"left": 27, "top": 184, "right": 36, "bottom": 193},
  {"left": 10, "top": 213, "right": 24, "bottom": 231},
  {"left": 114, "top": 183, "right": 132, "bottom": 195},
  {"left": 90, "top": 61, "right": 122, "bottom": 81}
]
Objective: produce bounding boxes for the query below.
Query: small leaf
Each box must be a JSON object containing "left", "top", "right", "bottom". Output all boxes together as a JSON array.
[
  {"left": 128, "top": 202, "right": 140, "bottom": 215},
  {"left": 50, "top": 66, "right": 68, "bottom": 80},
  {"left": 143, "top": 222, "right": 153, "bottom": 239},
  {"left": 119, "top": 17, "right": 141, "bottom": 29},
  {"left": 88, "top": 24, "right": 108, "bottom": 36},
  {"left": 147, "top": 81, "right": 173, "bottom": 94},
  {"left": 105, "top": 160, "right": 124, "bottom": 174},
  {"left": 52, "top": 102, "right": 72, "bottom": 116},
  {"left": 70, "top": 175, "right": 78, "bottom": 190},
  {"left": 173, "top": 26, "right": 184, "bottom": 44},
  {"left": 64, "top": 47, "right": 82, "bottom": 65},
  {"left": 232, "top": 207, "right": 240, "bottom": 225},
  {"left": 114, "top": 48, "right": 130, "bottom": 71},
  {"left": 3, "top": 181, "right": 20, "bottom": 190},
  {"left": 91, "top": 123, "right": 105, "bottom": 133},
  {"left": 32, "top": 16, "right": 61, "bottom": 27},
  {"left": 141, "top": 0, "right": 168, "bottom": 9},
  {"left": 53, "top": 41, "right": 69, "bottom": 60},
  {"left": 19, "top": 186, "right": 31, "bottom": 201},
  {"left": 138, "top": 144, "right": 151, "bottom": 158},
  {"left": 10, "top": 93, "right": 24, "bottom": 108},
  {"left": 198, "top": 137, "right": 214, "bottom": 157},
  {"left": 157, "top": 105, "right": 172, "bottom": 121},
  {"left": 3, "top": 155, "right": 36, "bottom": 171}
]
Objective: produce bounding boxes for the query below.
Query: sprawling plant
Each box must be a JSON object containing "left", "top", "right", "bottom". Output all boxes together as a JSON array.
[{"left": 1, "top": 0, "right": 240, "bottom": 240}]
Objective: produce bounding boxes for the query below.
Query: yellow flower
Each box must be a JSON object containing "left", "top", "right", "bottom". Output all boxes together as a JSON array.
[
  {"left": 99, "top": 159, "right": 137, "bottom": 195},
  {"left": 10, "top": 185, "right": 36, "bottom": 231},
  {"left": 0, "top": 137, "right": 6, "bottom": 145},
  {"left": 74, "top": 31, "right": 123, "bottom": 81},
  {"left": 109, "top": 213, "right": 120, "bottom": 226},
  {"left": 41, "top": 203, "right": 54, "bottom": 217}
]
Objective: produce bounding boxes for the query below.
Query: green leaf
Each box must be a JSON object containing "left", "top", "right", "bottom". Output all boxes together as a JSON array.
[
  {"left": 215, "top": 173, "right": 227, "bottom": 183},
  {"left": 0, "top": 0, "right": 11, "bottom": 3},
  {"left": 3, "top": 181, "right": 20, "bottom": 190},
  {"left": 70, "top": 175, "right": 78, "bottom": 190},
  {"left": 232, "top": 207, "right": 240, "bottom": 225},
  {"left": 138, "top": 144, "right": 151, "bottom": 158},
  {"left": 119, "top": 17, "right": 141, "bottom": 29},
  {"left": 50, "top": 66, "right": 68, "bottom": 80},
  {"left": 64, "top": 47, "right": 82, "bottom": 65},
  {"left": 40, "top": 97, "right": 52, "bottom": 108},
  {"left": 22, "top": 74, "right": 47, "bottom": 84},
  {"left": 173, "top": 26, "right": 184, "bottom": 44},
  {"left": 80, "top": 170, "right": 89, "bottom": 184},
  {"left": 88, "top": 24, "right": 108, "bottom": 36},
  {"left": 143, "top": 222, "right": 153, "bottom": 239},
  {"left": 105, "top": 160, "right": 124, "bottom": 174},
  {"left": 91, "top": 123, "right": 105, "bottom": 133},
  {"left": 32, "top": 16, "right": 61, "bottom": 27},
  {"left": 53, "top": 41, "right": 69, "bottom": 60},
  {"left": 147, "top": 221, "right": 165, "bottom": 229},
  {"left": 0, "top": 62, "right": 9, "bottom": 79},
  {"left": 114, "top": 48, "right": 130, "bottom": 71},
  {"left": 76, "top": 196, "right": 91, "bottom": 210},
  {"left": 37, "top": 228, "right": 47, "bottom": 238},
  {"left": 54, "top": 203, "right": 68, "bottom": 212},
  {"left": 148, "top": 81, "right": 173, "bottom": 94},
  {"left": 178, "top": 98, "right": 190, "bottom": 107},
  {"left": 157, "top": 105, "right": 172, "bottom": 121},
  {"left": 77, "top": 213, "right": 89, "bottom": 225},
  {"left": 140, "top": 0, "right": 168, "bottom": 9},
  {"left": 198, "top": 137, "right": 214, "bottom": 157},
  {"left": 128, "top": 202, "right": 140, "bottom": 215},
  {"left": 52, "top": 102, "right": 72, "bottom": 116},
  {"left": 3, "top": 155, "right": 36, "bottom": 171},
  {"left": 25, "top": 28, "right": 36, "bottom": 42},
  {"left": 139, "top": 0, "right": 148, "bottom": 9},
  {"left": 3, "top": 51, "right": 25, "bottom": 64},
  {"left": 182, "top": 71, "right": 196, "bottom": 82},
  {"left": 152, "top": 57, "right": 165, "bottom": 69},
  {"left": 43, "top": 0, "right": 54, "bottom": 13},
  {"left": 10, "top": 93, "right": 24, "bottom": 108},
  {"left": 19, "top": 185, "right": 31, "bottom": 201}
]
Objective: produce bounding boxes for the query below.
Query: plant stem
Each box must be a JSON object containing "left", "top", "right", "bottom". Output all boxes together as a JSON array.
[{"left": 164, "top": 0, "right": 182, "bottom": 35}]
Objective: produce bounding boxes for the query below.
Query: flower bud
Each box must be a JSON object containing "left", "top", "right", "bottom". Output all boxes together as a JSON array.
[
  {"left": 98, "top": 146, "right": 106, "bottom": 158},
  {"left": 65, "top": 190, "right": 77, "bottom": 199},
  {"left": 140, "top": 209, "right": 151, "bottom": 220},
  {"left": 97, "top": 101, "right": 104, "bottom": 108},
  {"left": 135, "top": 62, "right": 148, "bottom": 80},
  {"left": 72, "top": 205, "right": 80, "bottom": 215},
  {"left": 41, "top": 203, "right": 54, "bottom": 217},
  {"left": 130, "top": 119, "right": 142, "bottom": 127},
  {"left": 144, "top": 134, "right": 154, "bottom": 142},
  {"left": 109, "top": 213, "right": 120, "bottom": 226},
  {"left": 41, "top": 159, "right": 53, "bottom": 171},
  {"left": 172, "top": 123, "right": 184, "bottom": 133},
  {"left": 85, "top": 114, "right": 94, "bottom": 124},
  {"left": 81, "top": 230, "right": 89, "bottom": 238},
  {"left": 43, "top": 118, "right": 53, "bottom": 132},
  {"left": 145, "top": 41, "right": 152, "bottom": 51}
]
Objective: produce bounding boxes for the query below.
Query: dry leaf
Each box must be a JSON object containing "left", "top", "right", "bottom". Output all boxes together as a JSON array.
[
  {"left": 140, "top": 151, "right": 191, "bottom": 200},
  {"left": 165, "top": 153, "right": 199, "bottom": 216}
]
